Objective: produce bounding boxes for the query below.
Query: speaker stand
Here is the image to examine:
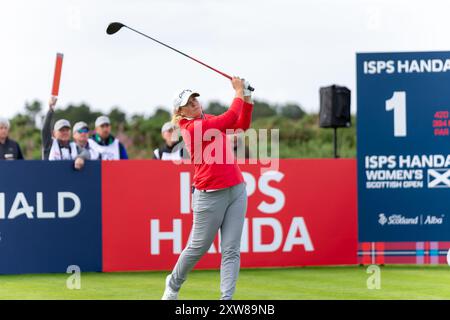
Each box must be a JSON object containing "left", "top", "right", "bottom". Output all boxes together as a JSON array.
[{"left": 333, "top": 127, "right": 339, "bottom": 159}]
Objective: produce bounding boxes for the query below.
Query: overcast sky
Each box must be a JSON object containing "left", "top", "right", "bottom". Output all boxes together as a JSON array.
[{"left": 2, "top": 0, "right": 450, "bottom": 118}]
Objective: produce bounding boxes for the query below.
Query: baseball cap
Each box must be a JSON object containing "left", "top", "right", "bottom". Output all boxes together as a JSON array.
[
  {"left": 161, "top": 121, "right": 176, "bottom": 134},
  {"left": 0, "top": 117, "right": 10, "bottom": 128},
  {"left": 73, "top": 121, "right": 89, "bottom": 133},
  {"left": 95, "top": 115, "right": 110, "bottom": 127},
  {"left": 172, "top": 89, "right": 200, "bottom": 114},
  {"left": 54, "top": 119, "right": 71, "bottom": 131}
]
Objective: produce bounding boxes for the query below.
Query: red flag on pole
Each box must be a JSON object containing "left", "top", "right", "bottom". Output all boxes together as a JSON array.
[{"left": 51, "top": 53, "right": 64, "bottom": 97}]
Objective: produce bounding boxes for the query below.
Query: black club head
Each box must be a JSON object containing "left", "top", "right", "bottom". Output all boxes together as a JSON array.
[{"left": 106, "top": 22, "right": 125, "bottom": 35}]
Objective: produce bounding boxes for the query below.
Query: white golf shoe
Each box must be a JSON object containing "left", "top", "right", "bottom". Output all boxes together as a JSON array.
[{"left": 161, "top": 274, "right": 179, "bottom": 300}]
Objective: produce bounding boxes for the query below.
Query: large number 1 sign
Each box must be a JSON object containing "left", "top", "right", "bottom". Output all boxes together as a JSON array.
[
  {"left": 357, "top": 51, "right": 450, "bottom": 242},
  {"left": 386, "top": 91, "right": 407, "bottom": 137}
]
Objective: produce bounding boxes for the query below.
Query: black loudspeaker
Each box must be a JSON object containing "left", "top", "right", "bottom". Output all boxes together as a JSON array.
[{"left": 319, "top": 85, "right": 351, "bottom": 128}]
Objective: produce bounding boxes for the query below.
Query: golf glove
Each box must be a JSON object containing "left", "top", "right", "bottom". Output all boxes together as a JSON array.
[{"left": 243, "top": 80, "right": 252, "bottom": 97}]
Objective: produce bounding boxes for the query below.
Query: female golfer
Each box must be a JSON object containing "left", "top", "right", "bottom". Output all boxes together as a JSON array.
[{"left": 162, "top": 77, "right": 253, "bottom": 300}]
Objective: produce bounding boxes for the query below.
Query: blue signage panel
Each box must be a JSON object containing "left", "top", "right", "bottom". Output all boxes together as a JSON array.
[
  {"left": 357, "top": 51, "right": 450, "bottom": 241},
  {"left": 0, "top": 161, "right": 102, "bottom": 274}
]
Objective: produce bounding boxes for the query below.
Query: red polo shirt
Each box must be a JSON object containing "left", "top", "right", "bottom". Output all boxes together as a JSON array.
[{"left": 179, "top": 97, "right": 253, "bottom": 190}]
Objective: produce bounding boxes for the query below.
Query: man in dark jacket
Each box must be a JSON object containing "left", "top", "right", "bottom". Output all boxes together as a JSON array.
[{"left": 0, "top": 117, "right": 24, "bottom": 160}]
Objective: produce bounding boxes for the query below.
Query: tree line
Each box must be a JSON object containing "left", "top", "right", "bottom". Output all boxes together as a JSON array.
[{"left": 8, "top": 99, "right": 356, "bottom": 159}]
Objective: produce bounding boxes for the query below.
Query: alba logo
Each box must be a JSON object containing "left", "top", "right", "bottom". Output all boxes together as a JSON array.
[{"left": 377, "top": 213, "right": 443, "bottom": 226}]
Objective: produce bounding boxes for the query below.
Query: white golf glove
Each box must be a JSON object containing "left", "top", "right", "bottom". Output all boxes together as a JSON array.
[{"left": 243, "top": 80, "right": 252, "bottom": 97}]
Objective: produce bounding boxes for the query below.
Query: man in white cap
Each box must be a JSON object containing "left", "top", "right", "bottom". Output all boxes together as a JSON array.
[
  {"left": 153, "top": 122, "right": 188, "bottom": 161},
  {"left": 42, "top": 97, "right": 89, "bottom": 170},
  {"left": 0, "top": 117, "right": 24, "bottom": 160},
  {"left": 73, "top": 121, "right": 100, "bottom": 160},
  {"left": 89, "top": 115, "right": 128, "bottom": 160}
]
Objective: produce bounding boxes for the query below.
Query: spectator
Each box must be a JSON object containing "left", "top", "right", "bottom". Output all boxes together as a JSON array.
[
  {"left": 0, "top": 117, "right": 24, "bottom": 160},
  {"left": 153, "top": 122, "right": 188, "bottom": 161},
  {"left": 73, "top": 121, "right": 100, "bottom": 160},
  {"left": 42, "top": 97, "right": 88, "bottom": 170},
  {"left": 89, "top": 115, "right": 128, "bottom": 160}
]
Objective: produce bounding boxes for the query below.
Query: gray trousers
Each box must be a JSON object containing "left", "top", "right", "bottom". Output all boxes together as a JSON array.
[{"left": 169, "top": 182, "right": 247, "bottom": 300}]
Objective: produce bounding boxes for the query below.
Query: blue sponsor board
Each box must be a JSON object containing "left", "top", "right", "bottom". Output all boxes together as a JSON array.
[
  {"left": 357, "top": 51, "right": 450, "bottom": 241},
  {"left": 0, "top": 161, "right": 102, "bottom": 274}
]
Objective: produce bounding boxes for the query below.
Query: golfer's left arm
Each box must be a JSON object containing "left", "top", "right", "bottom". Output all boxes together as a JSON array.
[
  {"left": 231, "top": 83, "right": 254, "bottom": 131},
  {"left": 232, "top": 98, "right": 253, "bottom": 131}
]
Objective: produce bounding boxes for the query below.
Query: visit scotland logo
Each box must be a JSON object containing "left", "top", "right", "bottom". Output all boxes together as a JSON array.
[{"left": 378, "top": 213, "right": 445, "bottom": 226}]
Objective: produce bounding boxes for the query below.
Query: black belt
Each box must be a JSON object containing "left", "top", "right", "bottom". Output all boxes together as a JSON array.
[{"left": 192, "top": 186, "right": 208, "bottom": 193}]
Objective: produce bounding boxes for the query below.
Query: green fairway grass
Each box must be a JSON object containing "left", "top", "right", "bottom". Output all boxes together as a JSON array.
[{"left": 0, "top": 265, "right": 449, "bottom": 300}]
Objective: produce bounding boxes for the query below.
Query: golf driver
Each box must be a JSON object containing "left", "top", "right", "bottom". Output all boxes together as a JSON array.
[{"left": 106, "top": 22, "right": 254, "bottom": 91}]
